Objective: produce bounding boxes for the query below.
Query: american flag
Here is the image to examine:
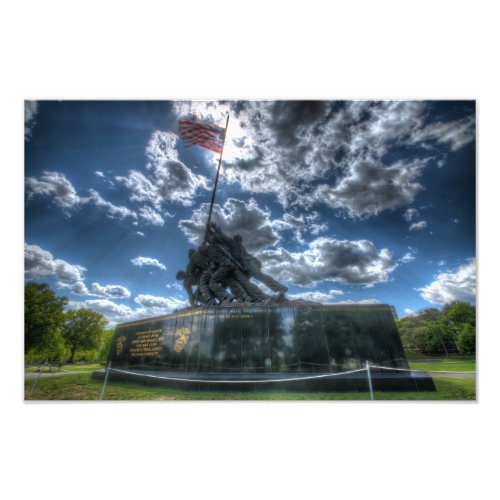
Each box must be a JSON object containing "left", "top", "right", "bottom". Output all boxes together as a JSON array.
[{"left": 178, "top": 120, "right": 226, "bottom": 154}]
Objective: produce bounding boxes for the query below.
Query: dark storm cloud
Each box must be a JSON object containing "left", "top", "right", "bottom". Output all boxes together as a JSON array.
[
  {"left": 257, "top": 237, "right": 397, "bottom": 287},
  {"left": 313, "top": 159, "right": 426, "bottom": 218},
  {"left": 266, "top": 101, "right": 331, "bottom": 147},
  {"left": 178, "top": 198, "right": 280, "bottom": 252},
  {"left": 178, "top": 100, "right": 474, "bottom": 219}
]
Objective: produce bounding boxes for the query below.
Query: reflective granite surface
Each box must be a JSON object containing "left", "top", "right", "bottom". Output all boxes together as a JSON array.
[{"left": 109, "top": 304, "right": 409, "bottom": 373}]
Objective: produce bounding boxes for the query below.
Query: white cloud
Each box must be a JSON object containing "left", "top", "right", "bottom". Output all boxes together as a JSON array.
[
  {"left": 288, "top": 289, "right": 344, "bottom": 303},
  {"left": 56, "top": 280, "right": 90, "bottom": 295},
  {"left": 134, "top": 294, "right": 186, "bottom": 310},
  {"left": 135, "top": 231, "right": 145, "bottom": 237},
  {"left": 138, "top": 205, "right": 165, "bottom": 226},
  {"left": 400, "top": 252, "right": 416, "bottom": 264},
  {"left": 25, "top": 100, "right": 38, "bottom": 140},
  {"left": 145, "top": 130, "right": 180, "bottom": 166},
  {"left": 403, "top": 208, "right": 419, "bottom": 221},
  {"left": 25, "top": 171, "right": 174, "bottom": 228},
  {"left": 335, "top": 299, "right": 380, "bottom": 305},
  {"left": 115, "top": 170, "right": 160, "bottom": 206},
  {"left": 68, "top": 293, "right": 188, "bottom": 327},
  {"left": 403, "top": 308, "right": 415, "bottom": 316},
  {"left": 68, "top": 299, "right": 137, "bottom": 326},
  {"left": 25, "top": 243, "right": 86, "bottom": 283},
  {"left": 26, "top": 171, "right": 172, "bottom": 227},
  {"left": 411, "top": 115, "right": 475, "bottom": 151},
  {"left": 419, "top": 259, "right": 476, "bottom": 305},
  {"left": 271, "top": 211, "right": 327, "bottom": 245},
  {"left": 257, "top": 237, "right": 397, "bottom": 287},
  {"left": 90, "top": 283, "right": 131, "bottom": 299},
  {"left": 94, "top": 170, "right": 115, "bottom": 187},
  {"left": 116, "top": 130, "right": 210, "bottom": 209},
  {"left": 409, "top": 220, "right": 428, "bottom": 231},
  {"left": 25, "top": 171, "right": 82, "bottom": 211},
  {"left": 39, "top": 254, "right": 131, "bottom": 300},
  {"left": 131, "top": 256, "right": 167, "bottom": 271},
  {"left": 57, "top": 279, "right": 131, "bottom": 299},
  {"left": 87, "top": 189, "right": 137, "bottom": 221}
]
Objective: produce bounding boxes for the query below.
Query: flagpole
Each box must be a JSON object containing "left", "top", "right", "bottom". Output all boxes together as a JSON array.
[{"left": 205, "top": 114, "right": 230, "bottom": 236}]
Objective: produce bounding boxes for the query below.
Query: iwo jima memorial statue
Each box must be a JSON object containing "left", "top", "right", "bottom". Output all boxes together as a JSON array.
[{"left": 95, "top": 116, "right": 435, "bottom": 393}]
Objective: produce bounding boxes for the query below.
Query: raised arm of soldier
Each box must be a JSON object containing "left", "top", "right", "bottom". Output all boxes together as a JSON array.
[{"left": 206, "top": 222, "right": 232, "bottom": 246}]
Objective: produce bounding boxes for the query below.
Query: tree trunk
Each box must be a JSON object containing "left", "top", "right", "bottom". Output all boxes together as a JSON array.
[{"left": 68, "top": 346, "right": 76, "bottom": 364}]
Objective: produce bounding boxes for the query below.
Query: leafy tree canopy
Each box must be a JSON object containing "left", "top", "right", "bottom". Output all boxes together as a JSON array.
[
  {"left": 442, "top": 301, "right": 476, "bottom": 327},
  {"left": 62, "top": 309, "right": 108, "bottom": 363},
  {"left": 25, "top": 282, "right": 68, "bottom": 352},
  {"left": 457, "top": 323, "right": 476, "bottom": 354},
  {"left": 397, "top": 302, "right": 475, "bottom": 355}
]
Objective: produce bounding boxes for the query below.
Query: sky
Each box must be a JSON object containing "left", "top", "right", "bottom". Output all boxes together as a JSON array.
[{"left": 24, "top": 100, "right": 476, "bottom": 326}]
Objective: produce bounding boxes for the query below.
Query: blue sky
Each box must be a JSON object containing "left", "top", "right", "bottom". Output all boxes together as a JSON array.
[{"left": 24, "top": 100, "right": 476, "bottom": 325}]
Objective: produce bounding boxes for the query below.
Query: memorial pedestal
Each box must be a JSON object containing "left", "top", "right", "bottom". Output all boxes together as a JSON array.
[{"left": 93, "top": 304, "right": 435, "bottom": 392}]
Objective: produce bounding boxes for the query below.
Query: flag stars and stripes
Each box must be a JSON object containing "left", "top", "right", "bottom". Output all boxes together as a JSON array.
[{"left": 179, "top": 120, "right": 226, "bottom": 154}]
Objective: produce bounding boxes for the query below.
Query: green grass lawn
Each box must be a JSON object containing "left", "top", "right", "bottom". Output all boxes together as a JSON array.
[
  {"left": 405, "top": 352, "right": 433, "bottom": 360},
  {"left": 24, "top": 372, "right": 476, "bottom": 401},
  {"left": 408, "top": 354, "right": 476, "bottom": 372}
]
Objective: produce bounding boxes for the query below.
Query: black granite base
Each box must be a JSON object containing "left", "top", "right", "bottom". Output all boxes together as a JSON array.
[
  {"left": 92, "top": 368, "right": 436, "bottom": 393},
  {"left": 103, "top": 304, "right": 436, "bottom": 393}
]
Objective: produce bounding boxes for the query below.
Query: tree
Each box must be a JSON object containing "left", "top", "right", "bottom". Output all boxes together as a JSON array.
[
  {"left": 421, "top": 320, "right": 457, "bottom": 355},
  {"left": 62, "top": 309, "right": 108, "bottom": 363},
  {"left": 457, "top": 323, "right": 476, "bottom": 354},
  {"left": 25, "top": 282, "right": 68, "bottom": 353},
  {"left": 25, "top": 329, "right": 68, "bottom": 365},
  {"left": 442, "top": 301, "right": 476, "bottom": 330},
  {"left": 98, "top": 329, "right": 115, "bottom": 362},
  {"left": 397, "top": 308, "right": 441, "bottom": 352},
  {"left": 397, "top": 307, "right": 459, "bottom": 355}
]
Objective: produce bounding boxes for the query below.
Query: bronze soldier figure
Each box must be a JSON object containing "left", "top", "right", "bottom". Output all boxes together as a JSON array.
[{"left": 177, "top": 223, "right": 288, "bottom": 307}]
